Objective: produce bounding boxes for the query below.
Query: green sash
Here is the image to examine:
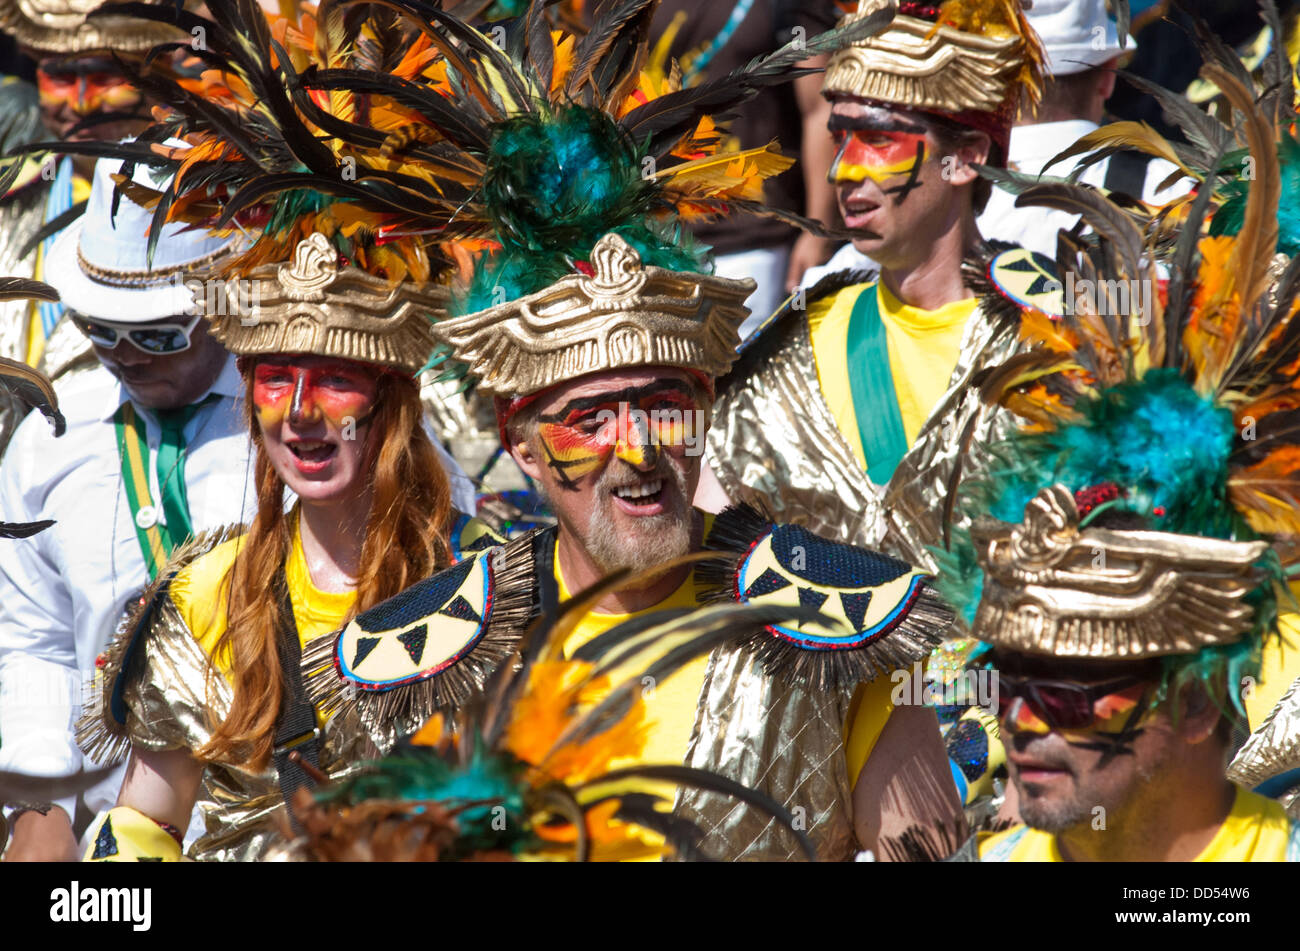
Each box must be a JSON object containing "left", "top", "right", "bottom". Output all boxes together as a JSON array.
[
  {"left": 845, "top": 284, "right": 910, "bottom": 485},
  {"left": 113, "top": 398, "right": 212, "bottom": 579}
]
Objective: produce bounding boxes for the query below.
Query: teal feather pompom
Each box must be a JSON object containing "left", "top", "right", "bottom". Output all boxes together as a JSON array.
[
  {"left": 315, "top": 742, "right": 536, "bottom": 858},
  {"left": 456, "top": 106, "right": 711, "bottom": 314},
  {"left": 934, "top": 370, "right": 1248, "bottom": 629},
  {"left": 984, "top": 369, "right": 1239, "bottom": 537}
]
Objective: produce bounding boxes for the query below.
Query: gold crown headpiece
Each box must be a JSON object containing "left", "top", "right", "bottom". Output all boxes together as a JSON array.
[
  {"left": 823, "top": 0, "right": 1045, "bottom": 151},
  {"left": 0, "top": 0, "right": 192, "bottom": 55},
  {"left": 207, "top": 233, "right": 445, "bottom": 376},
  {"left": 972, "top": 486, "right": 1268, "bottom": 660},
  {"left": 431, "top": 233, "right": 753, "bottom": 400}
]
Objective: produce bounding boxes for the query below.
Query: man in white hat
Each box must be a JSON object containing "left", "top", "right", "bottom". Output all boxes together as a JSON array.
[
  {"left": 0, "top": 156, "right": 257, "bottom": 861},
  {"left": 976, "top": 0, "right": 1186, "bottom": 252}
]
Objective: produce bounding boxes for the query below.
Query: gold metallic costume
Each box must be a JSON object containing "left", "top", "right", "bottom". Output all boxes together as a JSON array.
[
  {"left": 708, "top": 257, "right": 1025, "bottom": 568},
  {"left": 78, "top": 530, "right": 363, "bottom": 862}
]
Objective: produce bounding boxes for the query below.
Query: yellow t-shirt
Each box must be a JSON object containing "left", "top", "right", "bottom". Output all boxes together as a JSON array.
[
  {"left": 807, "top": 282, "right": 976, "bottom": 468},
  {"left": 979, "top": 787, "right": 1300, "bottom": 861},
  {"left": 1246, "top": 584, "right": 1300, "bottom": 730},
  {"left": 554, "top": 520, "right": 900, "bottom": 852},
  {"left": 555, "top": 547, "right": 711, "bottom": 773},
  {"left": 171, "top": 516, "right": 357, "bottom": 677}
]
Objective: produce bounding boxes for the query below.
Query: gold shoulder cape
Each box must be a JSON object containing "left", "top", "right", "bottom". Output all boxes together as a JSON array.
[
  {"left": 707, "top": 247, "right": 1037, "bottom": 567},
  {"left": 77, "top": 527, "right": 368, "bottom": 861},
  {"left": 315, "top": 509, "right": 952, "bottom": 860},
  {"left": 77, "top": 513, "right": 504, "bottom": 861}
]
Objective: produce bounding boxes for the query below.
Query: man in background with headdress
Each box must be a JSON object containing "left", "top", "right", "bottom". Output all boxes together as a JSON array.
[
  {"left": 703, "top": 0, "right": 1050, "bottom": 570},
  {"left": 0, "top": 0, "right": 197, "bottom": 456}
]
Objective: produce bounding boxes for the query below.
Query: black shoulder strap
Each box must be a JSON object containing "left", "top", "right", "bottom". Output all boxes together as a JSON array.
[
  {"left": 532, "top": 524, "right": 560, "bottom": 626},
  {"left": 270, "top": 566, "right": 322, "bottom": 832},
  {"left": 1103, "top": 150, "right": 1151, "bottom": 200}
]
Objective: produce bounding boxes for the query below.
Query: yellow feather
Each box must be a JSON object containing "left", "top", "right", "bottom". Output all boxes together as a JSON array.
[
  {"left": 656, "top": 140, "right": 794, "bottom": 196},
  {"left": 1047, "top": 121, "right": 1199, "bottom": 184}
]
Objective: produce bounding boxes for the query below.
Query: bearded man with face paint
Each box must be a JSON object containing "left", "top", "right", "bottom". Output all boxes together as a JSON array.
[
  {"left": 919, "top": 129, "right": 1300, "bottom": 859},
  {"left": 309, "top": 229, "right": 967, "bottom": 862},
  {"left": 962, "top": 491, "right": 1300, "bottom": 863}
]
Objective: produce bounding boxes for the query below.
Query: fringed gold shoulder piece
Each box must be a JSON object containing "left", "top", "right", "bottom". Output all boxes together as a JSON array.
[
  {"left": 697, "top": 505, "right": 953, "bottom": 690},
  {"left": 303, "top": 530, "right": 537, "bottom": 753},
  {"left": 76, "top": 525, "right": 247, "bottom": 765}
]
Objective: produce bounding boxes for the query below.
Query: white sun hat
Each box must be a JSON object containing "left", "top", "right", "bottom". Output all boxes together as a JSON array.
[
  {"left": 1027, "top": 0, "right": 1137, "bottom": 77},
  {"left": 45, "top": 150, "right": 239, "bottom": 323}
]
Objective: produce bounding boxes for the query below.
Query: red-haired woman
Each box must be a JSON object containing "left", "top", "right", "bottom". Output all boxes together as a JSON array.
[{"left": 78, "top": 234, "right": 503, "bottom": 861}]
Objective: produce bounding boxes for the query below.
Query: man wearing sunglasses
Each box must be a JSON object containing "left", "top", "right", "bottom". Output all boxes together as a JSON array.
[
  {"left": 0, "top": 157, "right": 256, "bottom": 861},
  {"left": 964, "top": 487, "right": 1300, "bottom": 862}
]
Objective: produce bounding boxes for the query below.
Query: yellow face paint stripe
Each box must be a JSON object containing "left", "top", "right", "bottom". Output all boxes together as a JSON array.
[{"left": 831, "top": 155, "right": 919, "bottom": 184}]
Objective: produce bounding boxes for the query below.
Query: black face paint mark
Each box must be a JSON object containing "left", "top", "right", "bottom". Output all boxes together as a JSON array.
[
  {"left": 883, "top": 140, "right": 926, "bottom": 206},
  {"left": 1059, "top": 687, "right": 1153, "bottom": 767},
  {"left": 827, "top": 113, "right": 928, "bottom": 136},
  {"left": 540, "top": 440, "right": 585, "bottom": 491}
]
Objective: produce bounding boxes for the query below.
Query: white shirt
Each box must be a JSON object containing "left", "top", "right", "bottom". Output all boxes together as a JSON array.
[
  {"left": 977, "top": 119, "right": 1190, "bottom": 255},
  {"left": 0, "top": 355, "right": 257, "bottom": 831},
  {"left": 800, "top": 119, "right": 1193, "bottom": 287}
]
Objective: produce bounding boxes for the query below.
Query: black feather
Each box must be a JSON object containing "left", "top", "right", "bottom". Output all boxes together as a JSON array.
[{"left": 577, "top": 764, "right": 817, "bottom": 860}]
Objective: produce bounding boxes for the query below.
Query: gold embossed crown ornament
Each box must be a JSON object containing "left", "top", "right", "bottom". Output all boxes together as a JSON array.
[
  {"left": 823, "top": 0, "right": 1046, "bottom": 151},
  {"left": 972, "top": 485, "right": 1269, "bottom": 660},
  {"left": 432, "top": 233, "right": 754, "bottom": 398},
  {"left": 209, "top": 232, "right": 446, "bottom": 376},
  {"left": 0, "top": 0, "right": 195, "bottom": 54}
]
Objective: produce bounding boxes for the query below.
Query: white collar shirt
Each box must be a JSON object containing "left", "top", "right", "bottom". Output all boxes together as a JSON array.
[{"left": 0, "top": 353, "right": 257, "bottom": 830}]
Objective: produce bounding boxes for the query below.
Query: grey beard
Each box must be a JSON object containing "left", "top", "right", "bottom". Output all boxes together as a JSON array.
[
  {"left": 583, "top": 455, "right": 693, "bottom": 575},
  {"left": 1017, "top": 786, "right": 1095, "bottom": 835}
]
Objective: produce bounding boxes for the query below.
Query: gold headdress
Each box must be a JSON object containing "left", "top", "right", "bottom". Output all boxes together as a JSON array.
[
  {"left": 823, "top": 0, "right": 1046, "bottom": 153},
  {"left": 0, "top": 0, "right": 191, "bottom": 55},
  {"left": 210, "top": 232, "right": 445, "bottom": 375},
  {"left": 432, "top": 233, "right": 751, "bottom": 398},
  {"left": 971, "top": 485, "right": 1268, "bottom": 659},
  {"left": 937, "top": 55, "right": 1296, "bottom": 684}
]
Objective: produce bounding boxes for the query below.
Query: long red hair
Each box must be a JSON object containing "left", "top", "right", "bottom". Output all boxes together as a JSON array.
[{"left": 196, "top": 362, "right": 453, "bottom": 769}]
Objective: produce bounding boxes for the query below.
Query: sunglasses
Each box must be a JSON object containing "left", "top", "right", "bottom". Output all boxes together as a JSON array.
[
  {"left": 994, "top": 671, "right": 1148, "bottom": 731},
  {"left": 73, "top": 313, "right": 200, "bottom": 355}
]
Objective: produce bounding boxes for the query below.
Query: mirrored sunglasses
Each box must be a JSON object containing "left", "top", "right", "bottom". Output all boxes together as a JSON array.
[
  {"left": 72, "top": 313, "right": 200, "bottom": 355},
  {"left": 994, "top": 671, "right": 1148, "bottom": 730}
]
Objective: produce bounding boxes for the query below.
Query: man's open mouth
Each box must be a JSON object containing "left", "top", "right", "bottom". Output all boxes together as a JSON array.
[{"left": 610, "top": 477, "right": 666, "bottom": 513}]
